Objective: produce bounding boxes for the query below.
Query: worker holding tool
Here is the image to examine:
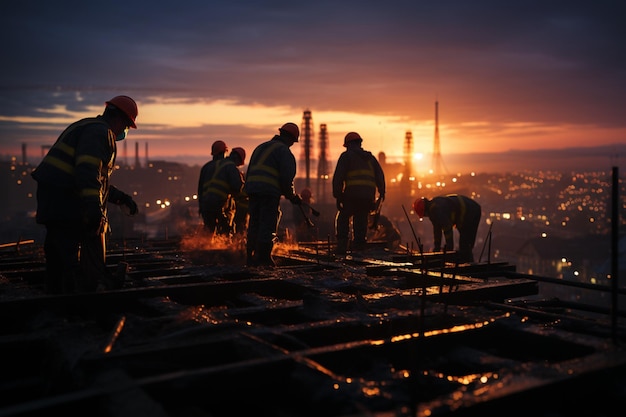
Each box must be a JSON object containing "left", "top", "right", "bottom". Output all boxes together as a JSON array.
[
  {"left": 244, "top": 122, "right": 302, "bottom": 267},
  {"left": 368, "top": 214, "right": 402, "bottom": 251},
  {"left": 31, "top": 95, "right": 140, "bottom": 294},
  {"left": 333, "top": 132, "right": 385, "bottom": 255},
  {"left": 225, "top": 147, "right": 248, "bottom": 236},
  {"left": 232, "top": 185, "right": 249, "bottom": 239},
  {"left": 197, "top": 142, "right": 246, "bottom": 239},
  {"left": 413, "top": 194, "right": 482, "bottom": 263},
  {"left": 293, "top": 187, "right": 316, "bottom": 242}
]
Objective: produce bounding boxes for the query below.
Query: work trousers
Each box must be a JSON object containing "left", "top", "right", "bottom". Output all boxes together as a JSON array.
[
  {"left": 335, "top": 197, "right": 370, "bottom": 251},
  {"left": 457, "top": 210, "right": 482, "bottom": 263},
  {"left": 44, "top": 224, "right": 106, "bottom": 293},
  {"left": 246, "top": 195, "right": 282, "bottom": 263},
  {"left": 201, "top": 208, "right": 231, "bottom": 236}
]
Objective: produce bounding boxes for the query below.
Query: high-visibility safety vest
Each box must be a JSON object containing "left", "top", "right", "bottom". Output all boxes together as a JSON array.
[
  {"left": 201, "top": 159, "right": 236, "bottom": 200},
  {"left": 245, "top": 142, "right": 283, "bottom": 190},
  {"left": 31, "top": 117, "right": 115, "bottom": 206},
  {"left": 445, "top": 194, "right": 467, "bottom": 226},
  {"left": 345, "top": 160, "right": 376, "bottom": 190}
]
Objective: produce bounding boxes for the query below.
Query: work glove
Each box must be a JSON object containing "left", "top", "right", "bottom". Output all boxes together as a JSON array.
[
  {"left": 289, "top": 194, "right": 302, "bottom": 205},
  {"left": 81, "top": 201, "right": 105, "bottom": 236},
  {"left": 120, "top": 193, "right": 139, "bottom": 216}
]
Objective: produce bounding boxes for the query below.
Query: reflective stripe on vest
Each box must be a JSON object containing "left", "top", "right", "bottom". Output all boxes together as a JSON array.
[
  {"left": 444, "top": 194, "right": 466, "bottom": 225},
  {"left": 202, "top": 159, "right": 235, "bottom": 199},
  {"left": 246, "top": 142, "right": 282, "bottom": 189},
  {"left": 40, "top": 141, "right": 76, "bottom": 176},
  {"left": 345, "top": 162, "right": 376, "bottom": 188},
  {"left": 34, "top": 119, "right": 111, "bottom": 202}
]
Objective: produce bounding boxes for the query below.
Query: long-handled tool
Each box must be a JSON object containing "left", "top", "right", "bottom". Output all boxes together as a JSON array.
[
  {"left": 301, "top": 202, "right": 320, "bottom": 217},
  {"left": 478, "top": 222, "right": 493, "bottom": 263},
  {"left": 402, "top": 204, "right": 423, "bottom": 255},
  {"left": 369, "top": 197, "right": 383, "bottom": 230},
  {"left": 299, "top": 204, "right": 315, "bottom": 228}
]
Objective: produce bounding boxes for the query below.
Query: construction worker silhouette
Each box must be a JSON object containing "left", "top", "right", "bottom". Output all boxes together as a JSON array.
[
  {"left": 244, "top": 122, "right": 302, "bottom": 266},
  {"left": 333, "top": 132, "right": 385, "bottom": 255},
  {"left": 368, "top": 214, "right": 401, "bottom": 251},
  {"left": 198, "top": 142, "right": 245, "bottom": 238},
  {"left": 413, "top": 194, "right": 482, "bottom": 263},
  {"left": 32, "top": 95, "right": 139, "bottom": 293}
]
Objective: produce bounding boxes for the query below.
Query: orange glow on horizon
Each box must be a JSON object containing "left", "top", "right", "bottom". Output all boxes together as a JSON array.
[{"left": 3, "top": 98, "right": 625, "bottom": 171}]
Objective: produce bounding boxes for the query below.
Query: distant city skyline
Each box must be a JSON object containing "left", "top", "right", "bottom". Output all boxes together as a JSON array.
[{"left": 4, "top": 141, "right": 623, "bottom": 176}]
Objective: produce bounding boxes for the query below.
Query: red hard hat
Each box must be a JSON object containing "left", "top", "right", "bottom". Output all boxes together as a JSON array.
[
  {"left": 413, "top": 198, "right": 426, "bottom": 218},
  {"left": 211, "top": 140, "right": 228, "bottom": 155},
  {"left": 279, "top": 122, "right": 300, "bottom": 142},
  {"left": 231, "top": 147, "right": 246, "bottom": 165},
  {"left": 105, "top": 95, "right": 138, "bottom": 128},
  {"left": 343, "top": 131, "right": 362, "bottom": 147},
  {"left": 301, "top": 188, "right": 312, "bottom": 200}
]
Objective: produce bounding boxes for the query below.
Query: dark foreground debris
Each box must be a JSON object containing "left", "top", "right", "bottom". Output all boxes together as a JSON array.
[{"left": 1, "top": 238, "right": 625, "bottom": 416}]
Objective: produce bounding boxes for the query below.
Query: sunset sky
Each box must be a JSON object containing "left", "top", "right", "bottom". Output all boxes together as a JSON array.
[{"left": 1, "top": 1, "right": 624, "bottom": 172}]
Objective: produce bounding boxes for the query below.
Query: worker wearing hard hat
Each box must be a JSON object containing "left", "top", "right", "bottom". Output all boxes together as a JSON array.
[
  {"left": 230, "top": 148, "right": 249, "bottom": 238},
  {"left": 244, "top": 122, "right": 303, "bottom": 267},
  {"left": 197, "top": 142, "right": 246, "bottom": 238},
  {"left": 333, "top": 132, "right": 386, "bottom": 255},
  {"left": 31, "top": 95, "right": 140, "bottom": 294},
  {"left": 413, "top": 194, "right": 482, "bottom": 263}
]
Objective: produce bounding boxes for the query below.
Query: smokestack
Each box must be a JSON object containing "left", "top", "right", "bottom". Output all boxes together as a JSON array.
[
  {"left": 145, "top": 142, "right": 149, "bottom": 166},
  {"left": 21, "top": 143, "right": 27, "bottom": 165},
  {"left": 135, "top": 142, "right": 140, "bottom": 168},
  {"left": 403, "top": 131, "right": 413, "bottom": 183}
]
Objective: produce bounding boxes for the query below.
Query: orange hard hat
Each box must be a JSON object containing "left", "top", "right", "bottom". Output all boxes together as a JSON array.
[
  {"left": 211, "top": 140, "right": 228, "bottom": 155},
  {"left": 343, "top": 131, "right": 362, "bottom": 147},
  {"left": 413, "top": 197, "right": 426, "bottom": 217},
  {"left": 231, "top": 147, "right": 246, "bottom": 165},
  {"left": 105, "top": 95, "right": 137, "bottom": 128},
  {"left": 279, "top": 122, "right": 300, "bottom": 142}
]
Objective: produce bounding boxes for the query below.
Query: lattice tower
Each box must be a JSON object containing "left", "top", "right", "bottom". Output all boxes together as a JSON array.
[
  {"left": 316, "top": 124, "right": 330, "bottom": 202},
  {"left": 431, "top": 101, "right": 447, "bottom": 176},
  {"left": 300, "top": 109, "right": 314, "bottom": 187}
]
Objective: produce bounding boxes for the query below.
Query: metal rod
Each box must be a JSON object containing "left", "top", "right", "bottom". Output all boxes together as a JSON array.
[
  {"left": 478, "top": 222, "right": 493, "bottom": 263},
  {"left": 611, "top": 166, "right": 619, "bottom": 342},
  {"left": 298, "top": 204, "right": 315, "bottom": 228},
  {"left": 401, "top": 204, "right": 422, "bottom": 255},
  {"left": 301, "top": 202, "right": 320, "bottom": 217}
]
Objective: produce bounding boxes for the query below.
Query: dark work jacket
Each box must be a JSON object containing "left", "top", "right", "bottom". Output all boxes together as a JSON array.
[
  {"left": 198, "top": 155, "right": 243, "bottom": 212},
  {"left": 244, "top": 135, "right": 297, "bottom": 199},
  {"left": 428, "top": 194, "right": 481, "bottom": 250},
  {"left": 333, "top": 145, "right": 385, "bottom": 202},
  {"left": 31, "top": 116, "right": 125, "bottom": 225}
]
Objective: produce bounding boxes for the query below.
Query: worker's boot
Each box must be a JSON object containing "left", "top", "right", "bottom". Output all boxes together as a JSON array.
[
  {"left": 335, "top": 238, "right": 348, "bottom": 256},
  {"left": 256, "top": 242, "right": 276, "bottom": 267},
  {"left": 246, "top": 242, "right": 256, "bottom": 267},
  {"left": 352, "top": 240, "right": 366, "bottom": 252},
  {"left": 104, "top": 261, "right": 128, "bottom": 290},
  {"left": 457, "top": 249, "right": 474, "bottom": 264}
]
